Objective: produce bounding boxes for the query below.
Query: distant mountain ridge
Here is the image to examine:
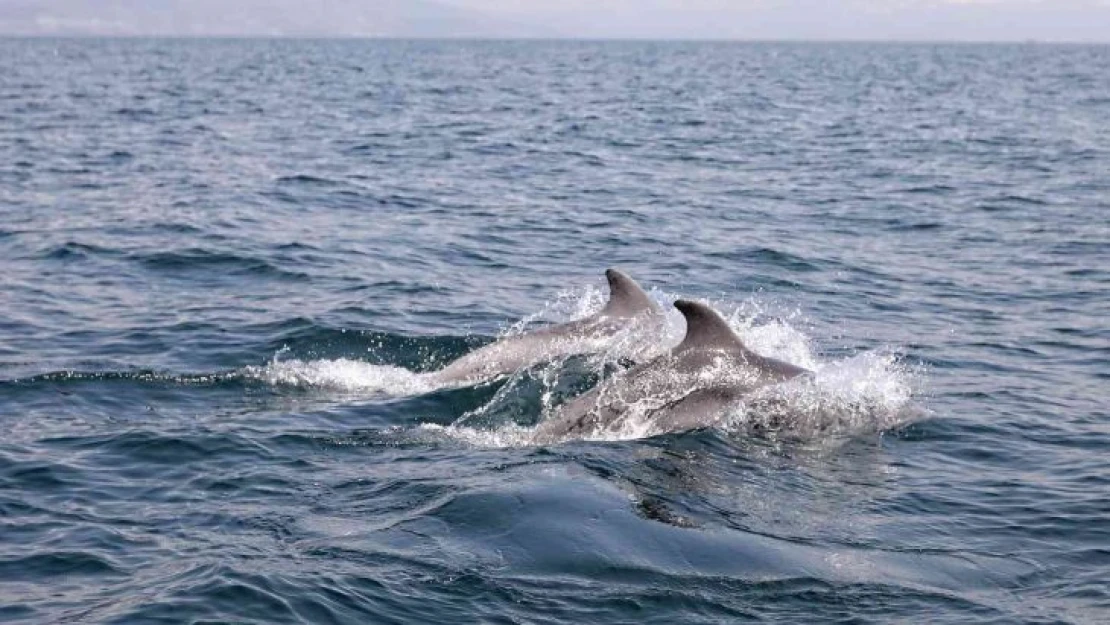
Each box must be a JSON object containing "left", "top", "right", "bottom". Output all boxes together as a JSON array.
[
  {"left": 0, "top": 0, "right": 1107, "bottom": 41},
  {"left": 0, "top": 0, "right": 551, "bottom": 37}
]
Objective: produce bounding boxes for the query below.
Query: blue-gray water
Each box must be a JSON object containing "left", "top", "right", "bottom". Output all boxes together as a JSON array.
[{"left": 1, "top": 39, "right": 1108, "bottom": 624}]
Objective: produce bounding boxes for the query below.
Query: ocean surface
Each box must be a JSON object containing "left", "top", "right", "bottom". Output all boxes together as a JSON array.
[{"left": 1, "top": 39, "right": 1107, "bottom": 624}]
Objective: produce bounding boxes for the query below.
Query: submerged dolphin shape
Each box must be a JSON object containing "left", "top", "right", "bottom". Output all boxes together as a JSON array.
[
  {"left": 429, "top": 269, "right": 662, "bottom": 385},
  {"left": 533, "top": 299, "right": 810, "bottom": 443}
]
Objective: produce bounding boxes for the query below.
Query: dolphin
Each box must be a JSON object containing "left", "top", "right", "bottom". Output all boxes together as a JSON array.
[
  {"left": 532, "top": 299, "right": 810, "bottom": 443},
  {"left": 428, "top": 269, "right": 662, "bottom": 386}
]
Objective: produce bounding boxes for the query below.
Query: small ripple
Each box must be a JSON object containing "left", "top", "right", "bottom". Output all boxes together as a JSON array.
[
  {"left": 1, "top": 459, "right": 82, "bottom": 490},
  {"left": 131, "top": 248, "right": 310, "bottom": 281},
  {"left": 707, "top": 247, "right": 822, "bottom": 273},
  {"left": 113, "top": 107, "right": 155, "bottom": 118},
  {"left": 0, "top": 552, "right": 127, "bottom": 580},
  {"left": 38, "top": 240, "right": 119, "bottom": 260},
  {"left": 888, "top": 222, "right": 944, "bottom": 232},
  {"left": 2, "top": 368, "right": 243, "bottom": 388},
  {"left": 41, "top": 429, "right": 275, "bottom": 466},
  {"left": 275, "top": 174, "right": 341, "bottom": 186}
]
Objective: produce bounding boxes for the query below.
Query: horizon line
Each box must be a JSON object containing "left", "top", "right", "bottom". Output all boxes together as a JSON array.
[{"left": 1, "top": 34, "right": 1109, "bottom": 46}]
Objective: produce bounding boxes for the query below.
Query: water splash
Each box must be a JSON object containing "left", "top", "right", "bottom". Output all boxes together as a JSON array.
[
  {"left": 506, "top": 283, "right": 609, "bottom": 335},
  {"left": 418, "top": 422, "right": 539, "bottom": 448},
  {"left": 448, "top": 291, "right": 920, "bottom": 445},
  {"left": 241, "top": 285, "right": 921, "bottom": 443},
  {"left": 241, "top": 357, "right": 438, "bottom": 396},
  {"left": 719, "top": 349, "right": 919, "bottom": 439},
  {"left": 244, "top": 283, "right": 671, "bottom": 397}
]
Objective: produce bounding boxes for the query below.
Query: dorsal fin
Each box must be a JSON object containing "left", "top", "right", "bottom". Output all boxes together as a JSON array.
[
  {"left": 673, "top": 300, "right": 745, "bottom": 352},
  {"left": 602, "top": 269, "right": 660, "bottom": 317}
]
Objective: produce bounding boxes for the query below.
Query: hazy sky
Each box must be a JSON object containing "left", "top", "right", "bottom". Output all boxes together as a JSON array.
[
  {"left": 1, "top": 0, "right": 1109, "bottom": 41},
  {"left": 444, "top": 0, "right": 1110, "bottom": 41}
]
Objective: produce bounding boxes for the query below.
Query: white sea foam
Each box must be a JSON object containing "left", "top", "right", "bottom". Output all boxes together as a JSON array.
[
  {"left": 717, "top": 349, "right": 918, "bottom": 438},
  {"left": 417, "top": 422, "right": 539, "bottom": 448},
  {"left": 241, "top": 357, "right": 438, "bottom": 396}
]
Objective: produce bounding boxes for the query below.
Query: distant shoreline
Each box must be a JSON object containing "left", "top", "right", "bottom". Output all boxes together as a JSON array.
[{"left": 0, "top": 35, "right": 1108, "bottom": 46}]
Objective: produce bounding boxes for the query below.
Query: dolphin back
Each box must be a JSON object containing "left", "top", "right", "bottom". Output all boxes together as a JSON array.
[
  {"left": 673, "top": 300, "right": 746, "bottom": 353},
  {"left": 674, "top": 299, "right": 810, "bottom": 380},
  {"left": 601, "top": 269, "right": 660, "bottom": 318},
  {"left": 534, "top": 299, "right": 812, "bottom": 443},
  {"left": 433, "top": 270, "right": 660, "bottom": 385}
]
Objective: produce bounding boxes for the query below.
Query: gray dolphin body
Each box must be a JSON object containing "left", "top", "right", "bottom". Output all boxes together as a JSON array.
[
  {"left": 428, "top": 269, "right": 662, "bottom": 386},
  {"left": 533, "top": 299, "right": 810, "bottom": 443}
]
